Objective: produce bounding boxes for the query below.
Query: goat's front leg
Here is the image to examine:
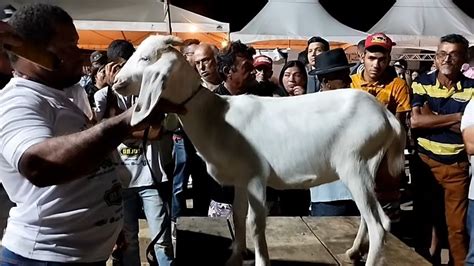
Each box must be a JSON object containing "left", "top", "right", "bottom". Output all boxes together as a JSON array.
[
  {"left": 339, "top": 162, "right": 387, "bottom": 266},
  {"left": 345, "top": 216, "right": 368, "bottom": 260},
  {"left": 226, "top": 186, "right": 248, "bottom": 266},
  {"left": 248, "top": 177, "right": 270, "bottom": 266}
]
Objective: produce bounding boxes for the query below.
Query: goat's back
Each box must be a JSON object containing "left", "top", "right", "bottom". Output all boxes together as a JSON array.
[{"left": 220, "top": 89, "right": 396, "bottom": 187}]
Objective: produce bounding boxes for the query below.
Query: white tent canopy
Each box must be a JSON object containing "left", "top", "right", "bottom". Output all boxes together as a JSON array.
[
  {"left": 369, "top": 0, "right": 474, "bottom": 51},
  {"left": 230, "top": 0, "right": 366, "bottom": 50},
  {"left": 1, "top": 0, "right": 229, "bottom": 49}
]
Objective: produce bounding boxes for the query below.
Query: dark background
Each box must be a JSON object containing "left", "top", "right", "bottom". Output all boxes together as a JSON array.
[{"left": 172, "top": 0, "right": 474, "bottom": 32}]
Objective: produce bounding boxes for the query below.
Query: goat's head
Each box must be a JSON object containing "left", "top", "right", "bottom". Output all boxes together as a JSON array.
[{"left": 113, "top": 35, "right": 201, "bottom": 126}]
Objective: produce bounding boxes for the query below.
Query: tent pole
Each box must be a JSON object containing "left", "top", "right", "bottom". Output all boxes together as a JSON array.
[{"left": 163, "top": 0, "right": 172, "bottom": 34}]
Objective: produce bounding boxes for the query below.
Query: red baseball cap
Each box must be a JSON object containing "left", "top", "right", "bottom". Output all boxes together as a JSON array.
[
  {"left": 253, "top": 55, "right": 273, "bottom": 68},
  {"left": 365, "top": 33, "right": 396, "bottom": 52}
]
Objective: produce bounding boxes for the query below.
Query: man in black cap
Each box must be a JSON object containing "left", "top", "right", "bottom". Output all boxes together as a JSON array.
[
  {"left": 90, "top": 50, "right": 107, "bottom": 70},
  {"left": 310, "top": 48, "right": 353, "bottom": 91},
  {"left": 393, "top": 58, "right": 412, "bottom": 86},
  {"left": 80, "top": 50, "right": 108, "bottom": 107},
  {"left": 308, "top": 48, "right": 359, "bottom": 217}
]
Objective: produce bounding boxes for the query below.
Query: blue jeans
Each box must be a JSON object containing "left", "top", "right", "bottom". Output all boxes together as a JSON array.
[
  {"left": 171, "top": 136, "right": 189, "bottom": 221},
  {"left": 466, "top": 199, "right": 474, "bottom": 265},
  {"left": 0, "top": 246, "right": 105, "bottom": 265},
  {"left": 121, "top": 186, "right": 173, "bottom": 266},
  {"left": 0, "top": 184, "right": 14, "bottom": 240},
  {"left": 310, "top": 200, "right": 360, "bottom": 216}
]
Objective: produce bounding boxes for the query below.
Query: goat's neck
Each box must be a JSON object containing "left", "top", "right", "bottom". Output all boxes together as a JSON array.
[{"left": 177, "top": 88, "right": 230, "bottom": 160}]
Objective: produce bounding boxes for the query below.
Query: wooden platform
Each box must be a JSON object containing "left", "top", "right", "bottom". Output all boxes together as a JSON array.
[{"left": 175, "top": 216, "right": 430, "bottom": 266}]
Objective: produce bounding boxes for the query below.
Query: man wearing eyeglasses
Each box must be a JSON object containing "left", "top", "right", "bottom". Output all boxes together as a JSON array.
[{"left": 410, "top": 34, "right": 474, "bottom": 266}]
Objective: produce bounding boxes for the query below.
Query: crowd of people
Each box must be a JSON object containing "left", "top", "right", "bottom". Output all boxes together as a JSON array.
[{"left": 1, "top": 2, "right": 474, "bottom": 266}]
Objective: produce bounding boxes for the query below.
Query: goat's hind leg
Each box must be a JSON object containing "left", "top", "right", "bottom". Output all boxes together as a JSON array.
[
  {"left": 247, "top": 177, "right": 270, "bottom": 266},
  {"left": 226, "top": 186, "right": 248, "bottom": 266},
  {"left": 339, "top": 163, "right": 388, "bottom": 266}
]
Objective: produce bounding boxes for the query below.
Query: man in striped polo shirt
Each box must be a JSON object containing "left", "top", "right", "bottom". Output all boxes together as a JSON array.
[{"left": 411, "top": 34, "right": 474, "bottom": 266}]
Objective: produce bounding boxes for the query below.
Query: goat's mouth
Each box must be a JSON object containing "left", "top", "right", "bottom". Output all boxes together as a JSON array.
[{"left": 112, "top": 80, "right": 130, "bottom": 95}]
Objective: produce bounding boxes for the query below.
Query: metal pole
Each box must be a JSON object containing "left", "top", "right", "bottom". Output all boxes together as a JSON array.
[{"left": 163, "top": 0, "right": 172, "bottom": 34}]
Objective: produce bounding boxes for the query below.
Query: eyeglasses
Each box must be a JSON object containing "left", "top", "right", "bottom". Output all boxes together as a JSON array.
[{"left": 435, "top": 51, "right": 464, "bottom": 61}]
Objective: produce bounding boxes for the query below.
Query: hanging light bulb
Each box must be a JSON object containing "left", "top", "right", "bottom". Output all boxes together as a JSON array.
[
  {"left": 189, "top": 24, "right": 198, "bottom": 32},
  {"left": 221, "top": 40, "right": 229, "bottom": 48}
]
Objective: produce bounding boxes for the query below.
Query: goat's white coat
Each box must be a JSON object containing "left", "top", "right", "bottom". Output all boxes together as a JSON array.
[{"left": 114, "top": 35, "right": 406, "bottom": 266}]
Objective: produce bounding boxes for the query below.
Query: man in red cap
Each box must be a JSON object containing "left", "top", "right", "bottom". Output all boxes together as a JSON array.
[
  {"left": 253, "top": 55, "right": 273, "bottom": 82},
  {"left": 251, "top": 55, "right": 284, "bottom": 96},
  {"left": 351, "top": 33, "right": 410, "bottom": 119},
  {"left": 350, "top": 33, "right": 411, "bottom": 226}
]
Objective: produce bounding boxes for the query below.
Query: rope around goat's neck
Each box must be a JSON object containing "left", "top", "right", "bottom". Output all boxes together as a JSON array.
[{"left": 177, "top": 84, "right": 203, "bottom": 107}]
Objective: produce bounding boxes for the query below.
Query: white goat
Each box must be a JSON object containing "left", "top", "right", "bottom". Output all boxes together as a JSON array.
[{"left": 113, "top": 35, "right": 406, "bottom": 266}]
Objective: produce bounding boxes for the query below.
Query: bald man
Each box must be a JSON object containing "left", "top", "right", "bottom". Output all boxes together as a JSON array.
[{"left": 193, "top": 43, "right": 222, "bottom": 91}]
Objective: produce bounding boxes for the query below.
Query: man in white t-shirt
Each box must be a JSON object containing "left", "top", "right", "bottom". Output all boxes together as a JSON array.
[
  {"left": 461, "top": 100, "right": 474, "bottom": 265},
  {"left": 0, "top": 4, "right": 160, "bottom": 264},
  {"left": 0, "top": 183, "right": 14, "bottom": 240},
  {"left": 0, "top": 42, "right": 14, "bottom": 236}
]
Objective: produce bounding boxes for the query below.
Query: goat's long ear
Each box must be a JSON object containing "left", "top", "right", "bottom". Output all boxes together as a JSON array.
[{"left": 130, "top": 52, "right": 177, "bottom": 126}]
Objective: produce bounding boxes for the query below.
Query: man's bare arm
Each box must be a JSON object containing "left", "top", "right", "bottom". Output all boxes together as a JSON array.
[
  {"left": 19, "top": 109, "right": 140, "bottom": 187},
  {"left": 463, "top": 126, "right": 474, "bottom": 155},
  {"left": 410, "top": 105, "right": 462, "bottom": 129},
  {"left": 130, "top": 126, "right": 162, "bottom": 141}
]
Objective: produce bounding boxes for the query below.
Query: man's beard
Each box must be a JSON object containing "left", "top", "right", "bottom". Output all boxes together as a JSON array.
[{"left": 439, "top": 66, "right": 454, "bottom": 76}]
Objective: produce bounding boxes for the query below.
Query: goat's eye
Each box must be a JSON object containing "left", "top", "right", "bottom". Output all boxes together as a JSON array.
[{"left": 140, "top": 56, "right": 150, "bottom": 62}]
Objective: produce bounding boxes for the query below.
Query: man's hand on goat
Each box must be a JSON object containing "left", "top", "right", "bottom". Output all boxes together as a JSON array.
[
  {"left": 130, "top": 125, "right": 163, "bottom": 141},
  {"left": 129, "top": 109, "right": 166, "bottom": 140},
  {"left": 123, "top": 104, "right": 166, "bottom": 133}
]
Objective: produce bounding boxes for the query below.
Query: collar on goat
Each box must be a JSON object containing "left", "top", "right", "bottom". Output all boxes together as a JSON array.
[
  {"left": 158, "top": 84, "right": 203, "bottom": 114},
  {"left": 180, "top": 84, "right": 203, "bottom": 106}
]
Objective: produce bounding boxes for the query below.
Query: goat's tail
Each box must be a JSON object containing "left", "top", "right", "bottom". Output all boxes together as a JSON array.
[{"left": 386, "top": 112, "right": 406, "bottom": 177}]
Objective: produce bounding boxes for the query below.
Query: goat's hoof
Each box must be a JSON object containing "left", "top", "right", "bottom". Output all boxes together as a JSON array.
[
  {"left": 225, "top": 253, "right": 243, "bottom": 266},
  {"left": 345, "top": 248, "right": 362, "bottom": 261}
]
